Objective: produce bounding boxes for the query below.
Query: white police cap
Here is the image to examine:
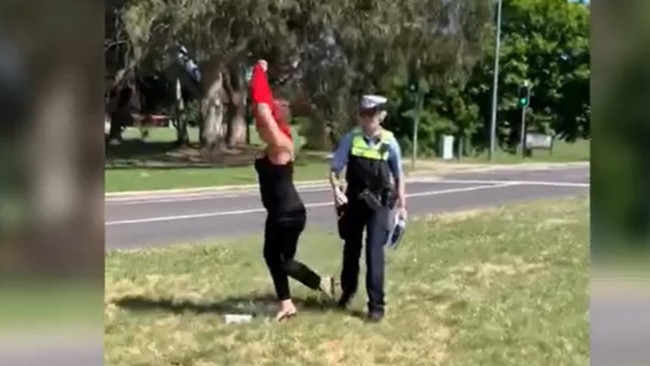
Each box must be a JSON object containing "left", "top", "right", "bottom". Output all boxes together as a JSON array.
[{"left": 359, "top": 94, "right": 388, "bottom": 110}]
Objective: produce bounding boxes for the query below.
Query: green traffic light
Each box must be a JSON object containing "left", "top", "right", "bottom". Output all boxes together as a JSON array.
[{"left": 519, "top": 97, "right": 528, "bottom": 106}]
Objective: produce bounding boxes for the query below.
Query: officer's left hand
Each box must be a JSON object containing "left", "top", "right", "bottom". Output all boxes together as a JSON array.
[
  {"left": 397, "top": 206, "right": 408, "bottom": 220},
  {"left": 333, "top": 187, "right": 348, "bottom": 207}
]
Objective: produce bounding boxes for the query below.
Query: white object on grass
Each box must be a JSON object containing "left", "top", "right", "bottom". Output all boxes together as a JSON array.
[{"left": 224, "top": 314, "right": 254, "bottom": 324}]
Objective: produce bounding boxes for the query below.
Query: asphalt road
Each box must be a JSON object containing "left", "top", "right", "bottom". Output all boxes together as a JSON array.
[{"left": 106, "top": 165, "right": 589, "bottom": 249}]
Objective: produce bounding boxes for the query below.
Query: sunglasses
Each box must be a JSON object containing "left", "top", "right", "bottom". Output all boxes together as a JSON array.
[{"left": 359, "top": 108, "right": 382, "bottom": 118}]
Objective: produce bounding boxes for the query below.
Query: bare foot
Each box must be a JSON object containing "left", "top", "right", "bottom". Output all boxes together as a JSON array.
[{"left": 275, "top": 299, "right": 297, "bottom": 322}]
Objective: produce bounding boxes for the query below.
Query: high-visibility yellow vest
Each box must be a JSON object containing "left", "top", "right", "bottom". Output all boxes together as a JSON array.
[{"left": 349, "top": 128, "right": 394, "bottom": 161}]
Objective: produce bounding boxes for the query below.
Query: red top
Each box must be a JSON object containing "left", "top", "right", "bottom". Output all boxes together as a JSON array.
[{"left": 250, "top": 62, "right": 292, "bottom": 140}]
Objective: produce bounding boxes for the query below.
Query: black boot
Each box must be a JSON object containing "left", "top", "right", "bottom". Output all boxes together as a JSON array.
[
  {"left": 366, "top": 310, "right": 384, "bottom": 323},
  {"left": 337, "top": 293, "right": 354, "bottom": 309}
]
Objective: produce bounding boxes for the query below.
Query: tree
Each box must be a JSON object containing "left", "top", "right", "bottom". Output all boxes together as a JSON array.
[
  {"left": 162, "top": 0, "right": 341, "bottom": 152},
  {"left": 106, "top": 0, "right": 282, "bottom": 150},
  {"left": 473, "top": 0, "right": 590, "bottom": 149},
  {"left": 105, "top": 0, "right": 173, "bottom": 143},
  {"left": 379, "top": 0, "right": 590, "bottom": 157},
  {"left": 294, "top": 0, "right": 493, "bottom": 149},
  {"left": 106, "top": 0, "right": 588, "bottom": 159}
]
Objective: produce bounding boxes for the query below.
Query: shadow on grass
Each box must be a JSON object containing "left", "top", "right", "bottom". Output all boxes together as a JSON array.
[
  {"left": 114, "top": 293, "right": 338, "bottom": 318},
  {"left": 106, "top": 140, "right": 182, "bottom": 160},
  {"left": 105, "top": 140, "right": 260, "bottom": 170},
  {"left": 105, "top": 142, "right": 326, "bottom": 171}
]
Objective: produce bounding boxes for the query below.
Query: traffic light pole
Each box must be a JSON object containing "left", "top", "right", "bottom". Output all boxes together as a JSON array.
[
  {"left": 518, "top": 82, "right": 531, "bottom": 157},
  {"left": 519, "top": 105, "right": 527, "bottom": 157},
  {"left": 488, "top": 0, "right": 503, "bottom": 161}
]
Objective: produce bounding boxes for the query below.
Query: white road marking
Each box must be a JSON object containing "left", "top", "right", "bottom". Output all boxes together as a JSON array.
[
  {"left": 105, "top": 183, "right": 514, "bottom": 226},
  {"left": 417, "top": 179, "right": 590, "bottom": 188},
  {"left": 105, "top": 186, "right": 330, "bottom": 205},
  {"left": 105, "top": 178, "right": 588, "bottom": 206}
]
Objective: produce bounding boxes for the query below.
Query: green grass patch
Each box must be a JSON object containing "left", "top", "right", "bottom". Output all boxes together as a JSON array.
[
  {"left": 104, "top": 159, "right": 329, "bottom": 192},
  {"left": 105, "top": 197, "right": 589, "bottom": 366},
  {"left": 460, "top": 139, "right": 590, "bottom": 164},
  {"left": 119, "top": 126, "right": 199, "bottom": 143}
]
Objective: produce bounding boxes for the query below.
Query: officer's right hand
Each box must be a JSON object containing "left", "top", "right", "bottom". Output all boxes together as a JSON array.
[{"left": 333, "top": 187, "right": 348, "bottom": 207}]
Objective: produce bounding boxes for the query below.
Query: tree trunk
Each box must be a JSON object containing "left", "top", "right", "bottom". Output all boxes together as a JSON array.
[
  {"left": 107, "top": 114, "right": 123, "bottom": 142},
  {"left": 200, "top": 61, "right": 228, "bottom": 153},
  {"left": 107, "top": 83, "right": 139, "bottom": 144},
  {"left": 175, "top": 118, "right": 190, "bottom": 146},
  {"left": 201, "top": 98, "right": 225, "bottom": 151},
  {"left": 173, "top": 79, "right": 190, "bottom": 146},
  {"left": 227, "top": 89, "right": 247, "bottom": 147},
  {"left": 200, "top": 79, "right": 226, "bottom": 152},
  {"left": 106, "top": 88, "right": 121, "bottom": 142}
]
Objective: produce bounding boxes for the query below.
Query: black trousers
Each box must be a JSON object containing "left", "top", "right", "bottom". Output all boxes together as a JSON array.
[
  {"left": 263, "top": 211, "right": 322, "bottom": 301},
  {"left": 339, "top": 201, "right": 391, "bottom": 314}
]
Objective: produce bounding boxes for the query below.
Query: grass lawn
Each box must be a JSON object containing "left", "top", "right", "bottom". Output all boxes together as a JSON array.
[
  {"left": 105, "top": 160, "right": 330, "bottom": 192},
  {"left": 105, "top": 197, "right": 589, "bottom": 366},
  {"left": 459, "top": 139, "right": 590, "bottom": 164}
]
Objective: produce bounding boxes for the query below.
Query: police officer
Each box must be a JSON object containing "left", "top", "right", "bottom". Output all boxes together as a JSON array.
[{"left": 329, "top": 94, "right": 407, "bottom": 322}]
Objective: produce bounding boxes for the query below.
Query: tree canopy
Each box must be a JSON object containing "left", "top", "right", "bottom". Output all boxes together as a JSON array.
[{"left": 105, "top": 0, "right": 590, "bottom": 153}]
